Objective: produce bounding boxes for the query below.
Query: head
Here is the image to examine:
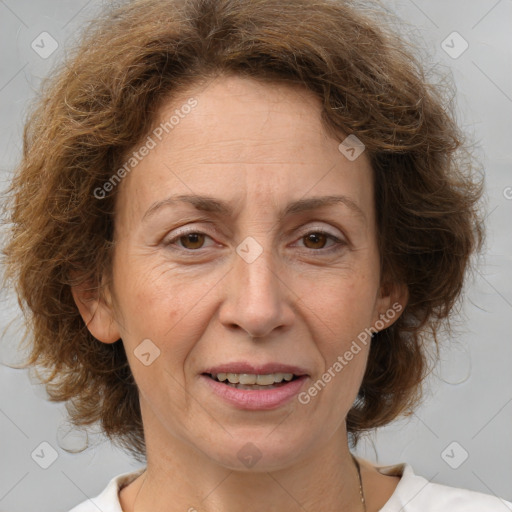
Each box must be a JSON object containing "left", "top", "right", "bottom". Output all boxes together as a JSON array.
[{"left": 2, "top": 0, "right": 483, "bottom": 466}]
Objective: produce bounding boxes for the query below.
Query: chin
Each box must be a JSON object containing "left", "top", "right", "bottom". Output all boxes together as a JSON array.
[{"left": 198, "top": 428, "right": 312, "bottom": 472}]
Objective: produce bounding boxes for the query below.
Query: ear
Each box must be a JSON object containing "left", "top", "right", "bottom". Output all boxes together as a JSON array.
[
  {"left": 70, "top": 277, "right": 120, "bottom": 344},
  {"left": 373, "top": 279, "right": 408, "bottom": 331}
]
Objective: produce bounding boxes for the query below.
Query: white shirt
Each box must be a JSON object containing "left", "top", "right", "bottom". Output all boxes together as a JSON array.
[{"left": 69, "top": 460, "right": 512, "bottom": 512}]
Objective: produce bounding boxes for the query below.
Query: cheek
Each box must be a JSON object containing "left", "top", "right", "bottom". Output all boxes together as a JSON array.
[
  {"left": 112, "top": 254, "right": 216, "bottom": 357},
  {"left": 297, "top": 267, "right": 379, "bottom": 395},
  {"left": 305, "top": 266, "right": 379, "bottom": 333}
]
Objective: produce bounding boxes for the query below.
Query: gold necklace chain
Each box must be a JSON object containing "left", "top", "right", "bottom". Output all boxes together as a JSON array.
[
  {"left": 133, "top": 455, "right": 367, "bottom": 511},
  {"left": 351, "top": 453, "right": 367, "bottom": 512}
]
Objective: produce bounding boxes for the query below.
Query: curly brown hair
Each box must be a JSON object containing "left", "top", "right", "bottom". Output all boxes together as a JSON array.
[{"left": 2, "top": 0, "right": 483, "bottom": 462}]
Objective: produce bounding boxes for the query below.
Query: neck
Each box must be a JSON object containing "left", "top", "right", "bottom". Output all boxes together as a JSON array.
[{"left": 126, "top": 408, "right": 364, "bottom": 512}]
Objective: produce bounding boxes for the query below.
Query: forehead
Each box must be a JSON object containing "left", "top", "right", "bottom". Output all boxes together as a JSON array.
[
  {"left": 161, "top": 75, "right": 340, "bottom": 159},
  {"left": 115, "top": 75, "right": 374, "bottom": 224}
]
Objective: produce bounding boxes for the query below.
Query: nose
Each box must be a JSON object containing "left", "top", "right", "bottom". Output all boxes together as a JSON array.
[{"left": 218, "top": 239, "right": 294, "bottom": 339}]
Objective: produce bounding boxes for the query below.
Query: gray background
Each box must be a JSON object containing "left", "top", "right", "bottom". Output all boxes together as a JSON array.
[{"left": 0, "top": 0, "right": 511, "bottom": 511}]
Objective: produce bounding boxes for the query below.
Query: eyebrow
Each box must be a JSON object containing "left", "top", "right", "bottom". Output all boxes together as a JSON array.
[{"left": 142, "top": 193, "right": 366, "bottom": 223}]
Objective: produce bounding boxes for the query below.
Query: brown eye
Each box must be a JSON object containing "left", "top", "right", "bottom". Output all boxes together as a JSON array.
[
  {"left": 302, "top": 232, "right": 330, "bottom": 250},
  {"left": 177, "top": 232, "right": 207, "bottom": 250},
  {"left": 164, "top": 230, "right": 215, "bottom": 251},
  {"left": 299, "top": 230, "right": 345, "bottom": 252}
]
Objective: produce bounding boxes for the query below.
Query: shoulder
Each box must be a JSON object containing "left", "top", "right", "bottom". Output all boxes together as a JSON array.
[
  {"left": 67, "top": 468, "right": 145, "bottom": 512},
  {"left": 371, "top": 459, "right": 512, "bottom": 512}
]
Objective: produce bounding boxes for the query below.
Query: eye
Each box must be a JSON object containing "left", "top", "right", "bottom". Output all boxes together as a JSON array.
[
  {"left": 294, "top": 229, "right": 346, "bottom": 252},
  {"left": 163, "top": 229, "right": 216, "bottom": 251}
]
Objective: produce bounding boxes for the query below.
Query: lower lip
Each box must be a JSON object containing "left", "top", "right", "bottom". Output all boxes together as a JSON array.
[{"left": 201, "top": 375, "right": 308, "bottom": 410}]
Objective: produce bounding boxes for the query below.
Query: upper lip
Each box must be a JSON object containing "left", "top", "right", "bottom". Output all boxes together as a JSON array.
[{"left": 202, "top": 362, "right": 309, "bottom": 376}]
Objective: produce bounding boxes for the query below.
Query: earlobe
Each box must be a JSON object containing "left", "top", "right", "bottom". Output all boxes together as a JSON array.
[{"left": 70, "top": 279, "right": 120, "bottom": 344}]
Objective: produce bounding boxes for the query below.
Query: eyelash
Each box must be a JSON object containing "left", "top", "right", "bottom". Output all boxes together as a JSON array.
[{"left": 163, "top": 227, "right": 346, "bottom": 254}]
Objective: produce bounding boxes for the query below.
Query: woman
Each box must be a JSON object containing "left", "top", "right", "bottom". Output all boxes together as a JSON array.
[{"left": 3, "top": 0, "right": 510, "bottom": 510}]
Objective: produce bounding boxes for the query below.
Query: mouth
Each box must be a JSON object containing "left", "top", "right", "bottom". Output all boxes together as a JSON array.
[
  {"left": 204, "top": 372, "right": 301, "bottom": 390},
  {"left": 200, "top": 363, "right": 309, "bottom": 410}
]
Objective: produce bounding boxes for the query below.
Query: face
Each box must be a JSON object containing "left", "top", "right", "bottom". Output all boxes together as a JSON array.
[{"left": 74, "top": 75, "right": 404, "bottom": 471}]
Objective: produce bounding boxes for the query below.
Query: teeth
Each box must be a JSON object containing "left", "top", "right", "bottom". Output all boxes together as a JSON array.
[
  {"left": 239, "top": 374, "right": 257, "bottom": 385},
  {"left": 212, "top": 372, "right": 295, "bottom": 385},
  {"left": 256, "top": 374, "right": 275, "bottom": 385}
]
